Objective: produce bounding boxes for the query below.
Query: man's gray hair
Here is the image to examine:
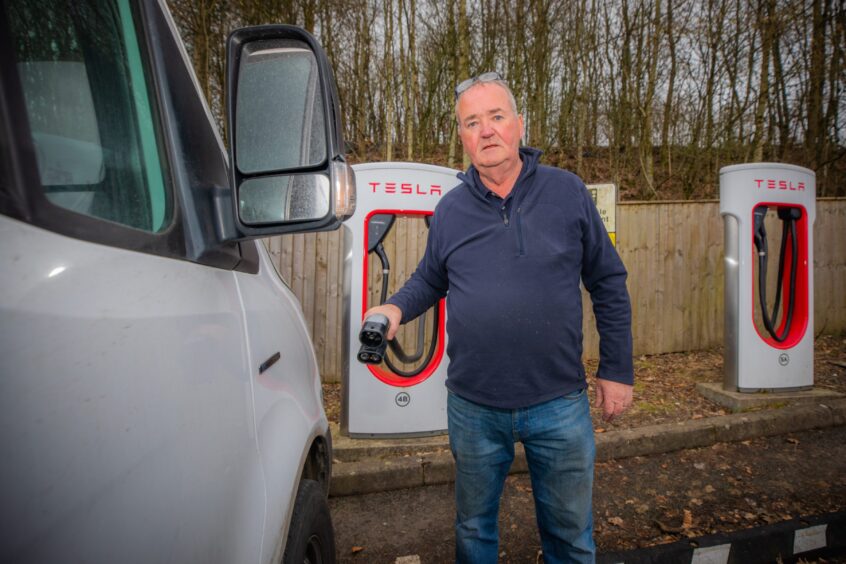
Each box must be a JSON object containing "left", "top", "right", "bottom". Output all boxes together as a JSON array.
[{"left": 454, "top": 78, "right": 519, "bottom": 126}]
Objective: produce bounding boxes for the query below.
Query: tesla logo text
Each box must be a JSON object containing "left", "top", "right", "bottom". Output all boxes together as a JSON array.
[
  {"left": 754, "top": 179, "right": 806, "bottom": 191},
  {"left": 369, "top": 182, "right": 443, "bottom": 196}
]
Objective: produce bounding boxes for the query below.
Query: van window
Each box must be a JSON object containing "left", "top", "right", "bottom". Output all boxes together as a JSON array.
[{"left": 5, "top": 0, "right": 170, "bottom": 233}]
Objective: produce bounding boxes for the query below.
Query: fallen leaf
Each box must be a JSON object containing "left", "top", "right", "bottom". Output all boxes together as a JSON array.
[
  {"left": 351, "top": 546, "right": 365, "bottom": 554},
  {"left": 683, "top": 509, "right": 693, "bottom": 529},
  {"left": 608, "top": 516, "right": 625, "bottom": 527},
  {"left": 786, "top": 437, "right": 799, "bottom": 445},
  {"left": 655, "top": 519, "right": 683, "bottom": 533}
]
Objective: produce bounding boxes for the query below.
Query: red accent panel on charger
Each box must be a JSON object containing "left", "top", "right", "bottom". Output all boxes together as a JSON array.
[
  {"left": 749, "top": 203, "right": 809, "bottom": 349},
  {"left": 362, "top": 209, "right": 446, "bottom": 387}
]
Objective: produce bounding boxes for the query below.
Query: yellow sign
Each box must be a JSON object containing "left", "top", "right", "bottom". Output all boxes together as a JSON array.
[{"left": 586, "top": 183, "right": 617, "bottom": 247}]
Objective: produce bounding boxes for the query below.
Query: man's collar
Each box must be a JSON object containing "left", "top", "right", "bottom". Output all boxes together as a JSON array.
[{"left": 459, "top": 146, "right": 542, "bottom": 199}]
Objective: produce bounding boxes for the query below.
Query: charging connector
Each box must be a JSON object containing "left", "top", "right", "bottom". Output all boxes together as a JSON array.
[{"left": 358, "top": 314, "right": 389, "bottom": 364}]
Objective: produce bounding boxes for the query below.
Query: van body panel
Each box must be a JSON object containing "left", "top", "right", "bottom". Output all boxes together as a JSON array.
[{"left": 0, "top": 215, "right": 266, "bottom": 563}]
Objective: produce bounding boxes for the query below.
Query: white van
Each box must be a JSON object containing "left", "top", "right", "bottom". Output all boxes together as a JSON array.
[{"left": 0, "top": 1, "right": 354, "bottom": 562}]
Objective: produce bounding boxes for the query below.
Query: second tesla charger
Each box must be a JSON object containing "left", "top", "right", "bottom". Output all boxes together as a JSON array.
[{"left": 720, "top": 163, "right": 815, "bottom": 391}]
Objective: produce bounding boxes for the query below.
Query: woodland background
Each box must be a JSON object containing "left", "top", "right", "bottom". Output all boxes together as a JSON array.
[{"left": 168, "top": 0, "right": 845, "bottom": 199}]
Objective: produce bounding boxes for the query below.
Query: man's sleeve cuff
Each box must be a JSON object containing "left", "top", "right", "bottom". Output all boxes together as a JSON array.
[{"left": 596, "top": 372, "right": 634, "bottom": 386}]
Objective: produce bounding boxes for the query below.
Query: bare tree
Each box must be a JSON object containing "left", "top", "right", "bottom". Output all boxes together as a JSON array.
[{"left": 168, "top": 0, "right": 846, "bottom": 198}]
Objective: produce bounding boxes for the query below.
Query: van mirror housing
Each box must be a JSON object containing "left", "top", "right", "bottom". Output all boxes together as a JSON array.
[{"left": 225, "top": 25, "right": 355, "bottom": 238}]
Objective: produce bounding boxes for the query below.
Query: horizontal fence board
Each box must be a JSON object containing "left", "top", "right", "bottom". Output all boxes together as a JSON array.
[{"left": 265, "top": 199, "right": 846, "bottom": 383}]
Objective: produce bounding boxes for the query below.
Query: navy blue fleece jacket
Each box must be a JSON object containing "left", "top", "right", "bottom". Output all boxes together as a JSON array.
[{"left": 387, "top": 147, "right": 633, "bottom": 408}]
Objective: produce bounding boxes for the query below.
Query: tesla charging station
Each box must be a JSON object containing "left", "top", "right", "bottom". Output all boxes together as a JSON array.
[
  {"left": 341, "top": 162, "right": 461, "bottom": 438},
  {"left": 720, "top": 163, "right": 815, "bottom": 392}
]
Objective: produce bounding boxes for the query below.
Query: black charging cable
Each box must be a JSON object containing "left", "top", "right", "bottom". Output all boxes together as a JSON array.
[
  {"left": 373, "top": 240, "right": 439, "bottom": 377},
  {"left": 753, "top": 206, "right": 801, "bottom": 342}
]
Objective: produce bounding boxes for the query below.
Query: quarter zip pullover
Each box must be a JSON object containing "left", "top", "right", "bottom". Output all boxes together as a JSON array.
[{"left": 387, "top": 147, "right": 633, "bottom": 408}]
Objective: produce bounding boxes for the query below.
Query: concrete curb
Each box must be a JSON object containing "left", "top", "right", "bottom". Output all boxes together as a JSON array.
[{"left": 330, "top": 398, "right": 846, "bottom": 497}]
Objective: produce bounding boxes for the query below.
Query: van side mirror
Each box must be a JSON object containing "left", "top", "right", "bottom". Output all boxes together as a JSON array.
[{"left": 225, "top": 25, "right": 355, "bottom": 238}]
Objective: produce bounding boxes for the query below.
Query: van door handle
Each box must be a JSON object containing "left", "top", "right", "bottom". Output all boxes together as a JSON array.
[{"left": 259, "top": 352, "right": 281, "bottom": 374}]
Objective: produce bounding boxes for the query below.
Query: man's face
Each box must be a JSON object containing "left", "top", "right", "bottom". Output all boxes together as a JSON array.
[{"left": 456, "top": 82, "right": 524, "bottom": 172}]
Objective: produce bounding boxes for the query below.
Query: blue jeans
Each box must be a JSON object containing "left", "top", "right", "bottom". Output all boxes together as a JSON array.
[{"left": 447, "top": 388, "right": 596, "bottom": 564}]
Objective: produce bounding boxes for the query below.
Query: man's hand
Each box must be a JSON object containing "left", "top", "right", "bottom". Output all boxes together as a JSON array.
[
  {"left": 362, "top": 304, "right": 403, "bottom": 340},
  {"left": 595, "top": 379, "right": 634, "bottom": 422}
]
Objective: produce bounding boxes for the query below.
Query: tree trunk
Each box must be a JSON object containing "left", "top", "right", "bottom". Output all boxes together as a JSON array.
[
  {"left": 384, "top": 0, "right": 394, "bottom": 162},
  {"left": 752, "top": 0, "right": 772, "bottom": 162},
  {"left": 406, "top": 0, "right": 418, "bottom": 160},
  {"left": 806, "top": 0, "right": 827, "bottom": 168},
  {"left": 661, "top": 0, "right": 677, "bottom": 177},
  {"left": 457, "top": 0, "right": 470, "bottom": 169},
  {"left": 640, "top": 0, "right": 661, "bottom": 198}
]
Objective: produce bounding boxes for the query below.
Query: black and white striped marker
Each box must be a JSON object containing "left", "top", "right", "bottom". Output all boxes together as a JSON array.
[{"left": 598, "top": 511, "right": 845, "bottom": 564}]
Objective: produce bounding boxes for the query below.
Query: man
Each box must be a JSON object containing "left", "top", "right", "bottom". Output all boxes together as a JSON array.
[{"left": 365, "top": 72, "right": 633, "bottom": 563}]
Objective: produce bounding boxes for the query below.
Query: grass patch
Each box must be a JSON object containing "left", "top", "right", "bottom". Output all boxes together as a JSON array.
[{"left": 634, "top": 401, "right": 673, "bottom": 415}]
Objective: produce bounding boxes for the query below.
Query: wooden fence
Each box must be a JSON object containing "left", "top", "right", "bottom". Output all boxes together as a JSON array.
[{"left": 265, "top": 198, "right": 846, "bottom": 383}]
